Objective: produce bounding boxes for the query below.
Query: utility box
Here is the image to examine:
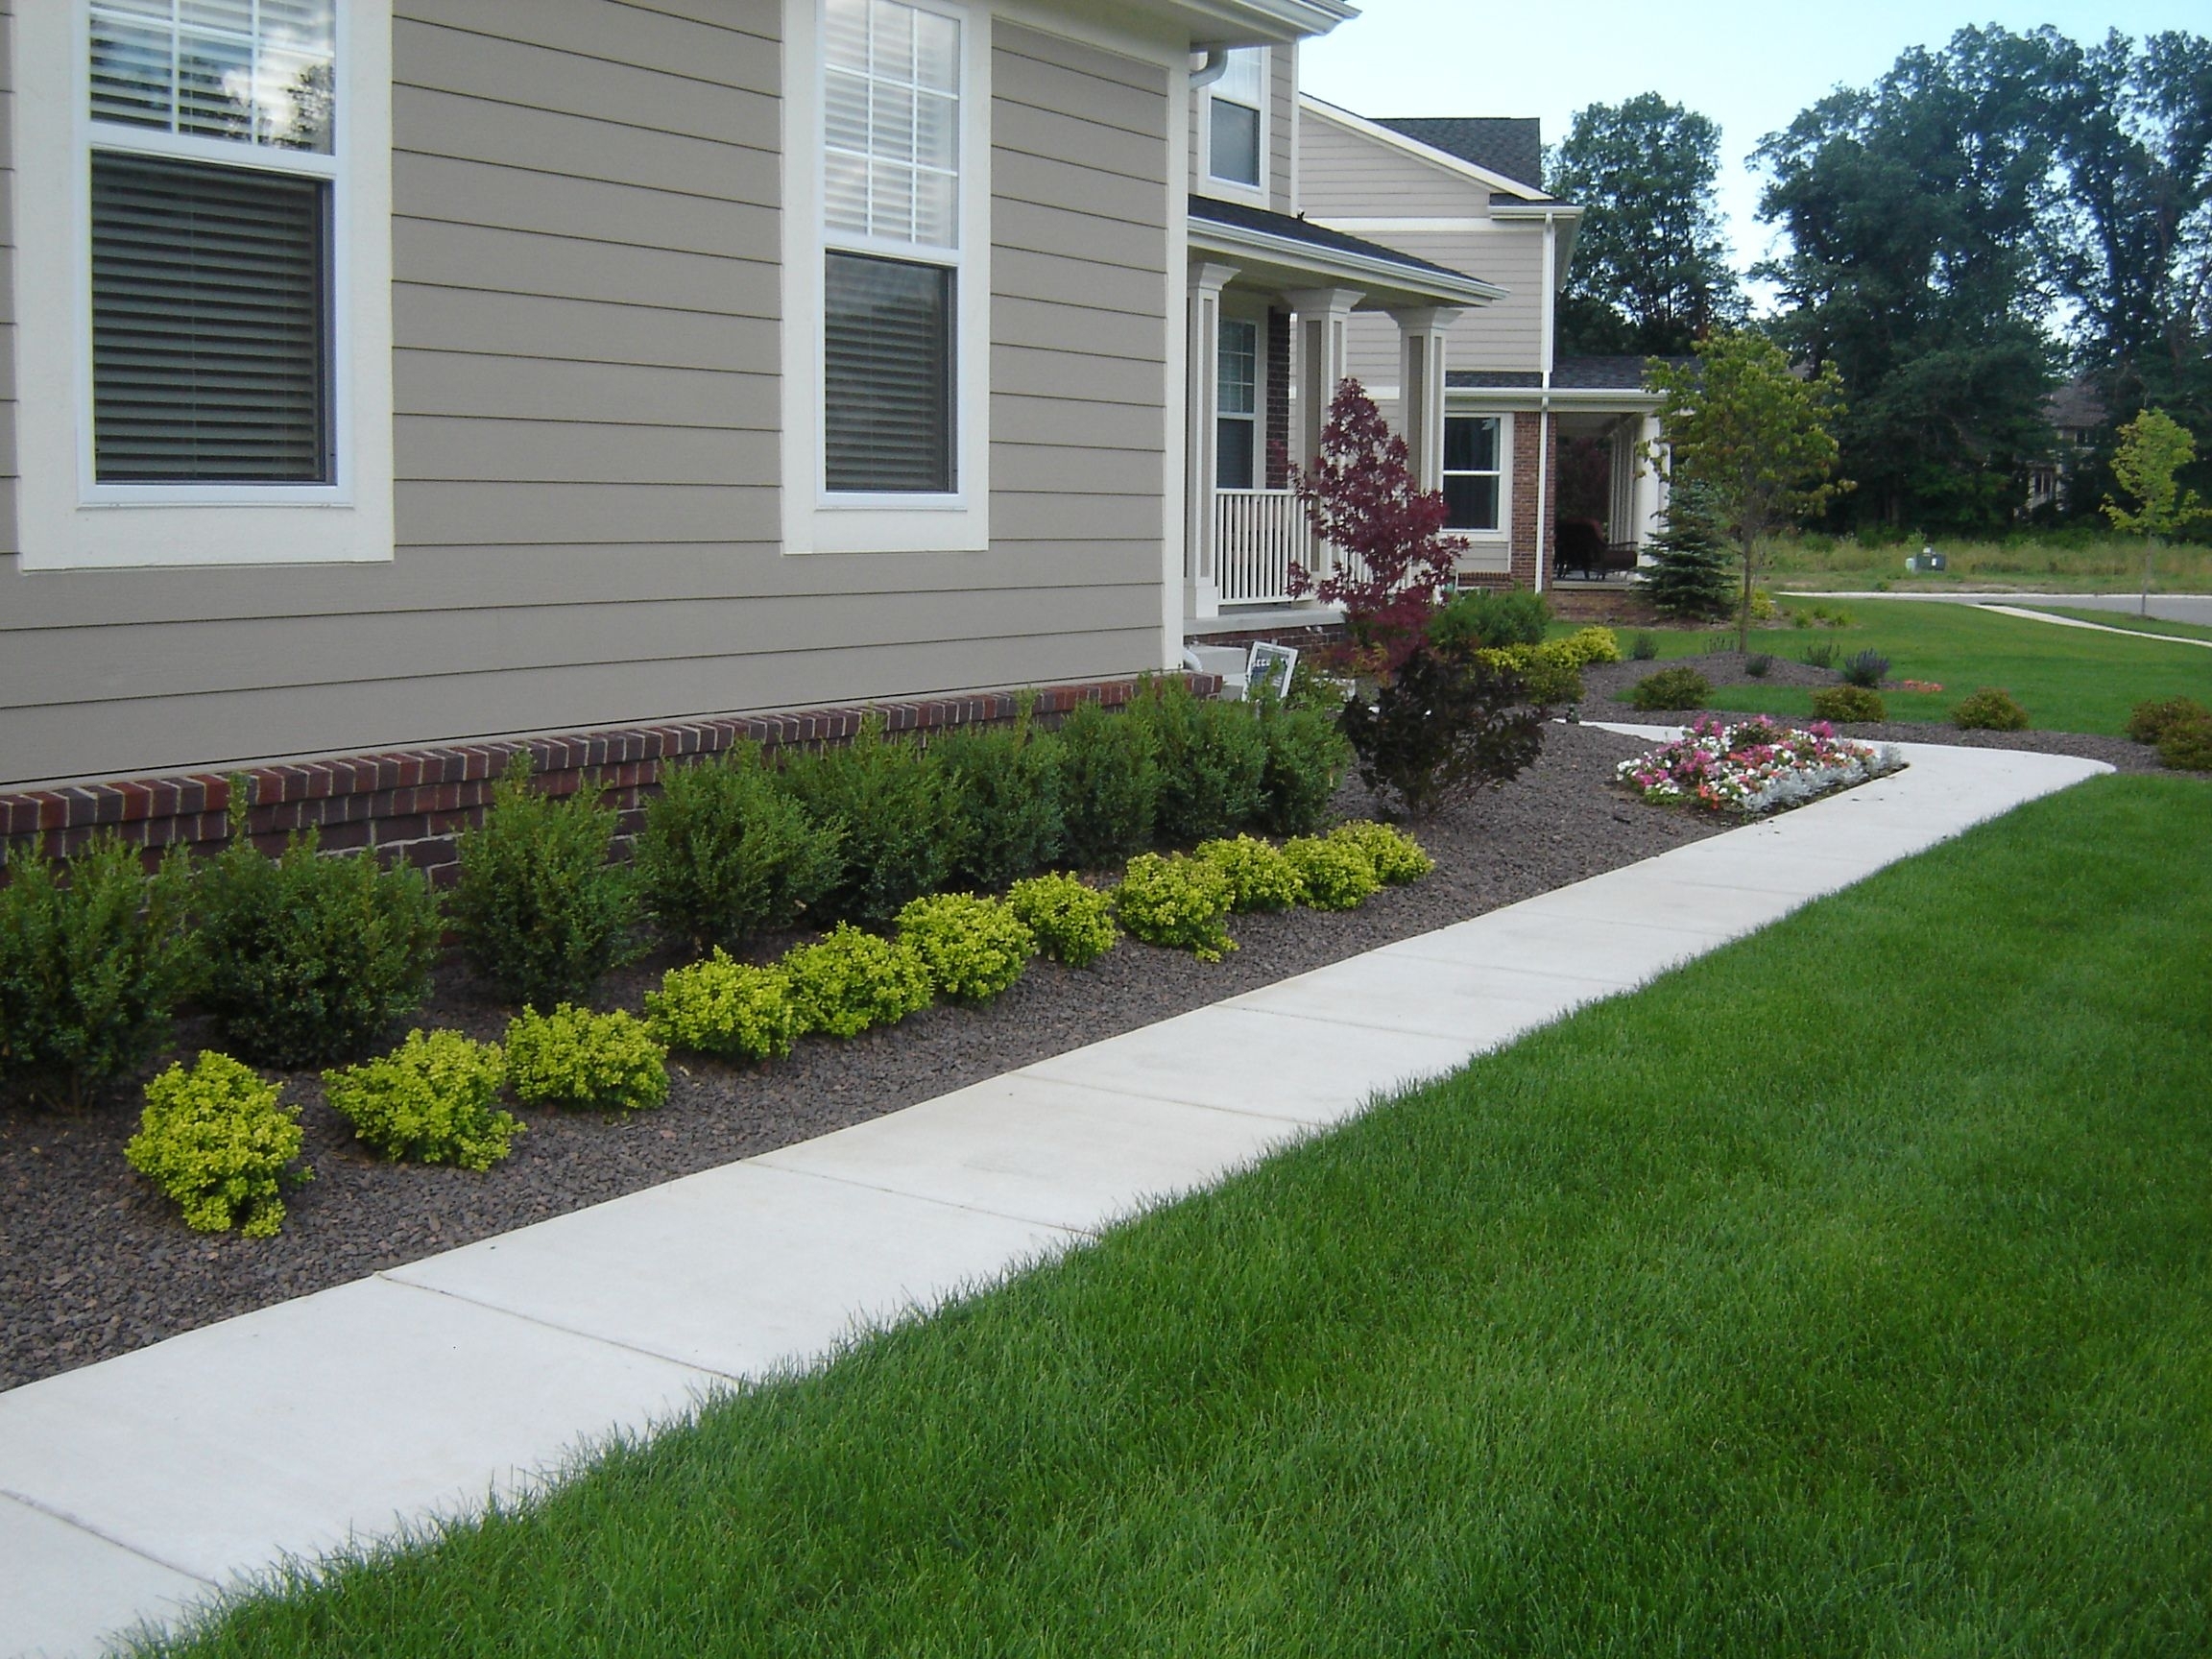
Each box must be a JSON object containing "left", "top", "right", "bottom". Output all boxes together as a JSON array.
[{"left": 1907, "top": 548, "right": 1948, "bottom": 573}]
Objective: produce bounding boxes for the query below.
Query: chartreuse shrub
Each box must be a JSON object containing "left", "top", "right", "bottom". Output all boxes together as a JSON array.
[
  {"left": 1253, "top": 703, "right": 1352, "bottom": 837},
  {"left": 781, "top": 925, "right": 934, "bottom": 1039},
  {"left": 634, "top": 746, "right": 843, "bottom": 952},
  {"left": 322, "top": 1030, "right": 519, "bottom": 1171},
  {"left": 2127, "top": 696, "right": 2209, "bottom": 746},
  {"left": 1810, "top": 685, "right": 1887, "bottom": 723},
  {"left": 0, "top": 832, "right": 194, "bottom": 1110},
  {"left": 451, "top": 755, "right": 640, "bottom": 1009},
  {"left": 1329, "top": 820, "right": 1433, "bottom": 885},
  {"left": 1056, "top": 700, "right": 1160, "bottom": 867},
  {"left": 1473, "top": 642, "right": 1583, "bottom": 707},
  {"left": 776, "top": 718, "right": 969, "bottom": 927},
  {"left": 1113, "top": 853, "right": 1235, "bottom": 963},
  {"left": 896, "top": 894, "right": 1036, "bottom": 1004},
  {"left": 1627, "top": 665, "right": 1711, "bottom": 711},
  {"left": 504, "top": 1005, "right": 669, "bottom": 1113},
  {"left": 1952, "top": 686, "right": 2031, "bottom": 731},
  {"left": 1130, "top": 679, "right": 1267, "bottom": 846},
  {"left": 124, "top": 1051, "right": 310, "bottom": 1238},
  {"left": 1555, "top": 625, "right": 1623, "bottom": 666},
  {"left": 1281, "top": 834, "right": 1381, "bottom": 911},
  {"left": 194, "top": 795, "right": 443, "bottom": 1070},
  {"left": 934, "top": 709, "right": 1065, "bottom": 891},
  {"left": 1006, "top": 873, "right": 1118, "bottom": 968},
  {"left": 643, "top": 950, "right": 802, "bottom": 1063},
  {"left": 1195, "top": 835, "right": 1302, "bottom": 914}
]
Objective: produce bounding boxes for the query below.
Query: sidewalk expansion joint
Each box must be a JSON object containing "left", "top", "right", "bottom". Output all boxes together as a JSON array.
[{"left": 0, "top": 1488, "right": 217, "bottom": 1588}]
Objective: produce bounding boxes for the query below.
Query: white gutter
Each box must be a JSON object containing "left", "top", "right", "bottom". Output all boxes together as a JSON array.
[
  {"left": 1146, "top": 0, "right": 1358, "bottom": 47},
  {"left": 1189, "top": 46, "right": 1231, "bottom": 87},
  {"left": 1188, "top": 218, "right": 1508, "bottom": 309}
]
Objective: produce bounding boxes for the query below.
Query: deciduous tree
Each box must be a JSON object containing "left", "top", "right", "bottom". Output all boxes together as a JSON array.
[{"left": 2104, "top": 407, "right": 2212, "bottom": 612}]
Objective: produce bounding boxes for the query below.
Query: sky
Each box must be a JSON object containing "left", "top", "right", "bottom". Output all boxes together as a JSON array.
[{"left": 1299, "top": 1, "right": 2206, "bottom": 298}]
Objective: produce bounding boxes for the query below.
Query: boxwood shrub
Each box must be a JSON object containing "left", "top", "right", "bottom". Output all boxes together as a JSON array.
[
  {"left": 504, "top": 1004, "right": 669, "bottom": 1113},
  {"left": 1006, "top": 873, "right": 1118, "bottom": 968},
  {"left": 1056, "top": 700, "right": 1161, "bottom": 868},
  {"left": 896, "top": 893, "right": 1036, "bottom": 1004},
  {"left": 124, "top": 1051, "right": 310, "bottom": 1238},
  {"left": 1254, "top": 704, "right": 1352, "bottom": 837},
  {"left": 781, "top": 924, "right": 934, "bottom": 1039},
  {"left": 776, "top": 719, "right": 969, "bottom": 927},
  {"left": 635, "top": 746, "right": 844, "bottom": 951},
  {"left": 1626, "top": 665, "right": 1711, "bottom": 711},
  {"left": 2126, "top": 696, "right": 2209, "bottom": 746},
  {"left": 1282, "top": 834, "right": 1380, "bottom": 911},
  {"left": 934, "top": 717, "right": 1065, "bottom": 892},
  {"left": 644, "top": 950, "right": 803, "bottom": 1063},
  {"left": 1114, "top": 853, "right": 1236, "bottom": 962},
  {"left": 1195, "top": 834, "right": 1303, "bottom": 913},
  {"left": 1131, "top": 679, "right": 1267, "bottom": 846},
  {"left": 1952, "top": 686, "right": 2030, "bottom": 731},
  {"left": 1810, "top": 685, "right": 1887, "bottom": 723},
  {"left": 323, "top": 1029, "right": 519, "bottom": 1170}
]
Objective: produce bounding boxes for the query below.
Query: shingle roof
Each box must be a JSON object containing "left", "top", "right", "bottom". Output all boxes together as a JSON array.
[
  {"left": 1375, "top": 117, "right": 1546, "bottom": 194},
  {"left": 1447, "top": 357, "right": 1691, "bottom": 393},
  {"left": 1446, "top": 370, "right": 1543, "bottom": 389},
  {"left": 1188, "top": 194, "right": 1479, "bottom": 285}
]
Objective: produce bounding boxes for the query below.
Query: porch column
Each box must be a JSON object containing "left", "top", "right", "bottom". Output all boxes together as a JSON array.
[
  {"left": 1387, "top": 307, "right": 1461, "bottom": 492},
  {"left": 1286, "top": 287, "right": 1362, "bottom": 583},
  {"left": 1186, "top": 261, "right": 1239, "bottom": 621},
  {"left": 1633, "top": 413, "right": 1667, "bottom": 551}
]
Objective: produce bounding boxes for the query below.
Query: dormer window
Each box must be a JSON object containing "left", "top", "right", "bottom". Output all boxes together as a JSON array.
[{"left": 1207, "top": 47, "right": 1263, "bottom": 190}]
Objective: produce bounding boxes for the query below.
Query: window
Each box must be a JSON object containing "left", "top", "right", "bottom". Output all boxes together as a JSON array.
[
  {"left": 1216, "top": 318, "right": 1258, "bottom": 491},
  {"left": 822, "top": 0, "right": 961, "bottom": 494},
  {"left": 1207, "top": 47, "right": 1263, "bottom": 190},
  {"left": 1444, "top": 416, "right": 1504, "bottom": 533},
  {"left": 87, "top": 1, "right": 339, "bottom": 487}
]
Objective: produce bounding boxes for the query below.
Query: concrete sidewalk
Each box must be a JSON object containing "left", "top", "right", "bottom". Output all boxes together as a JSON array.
[{"left": 0, "top": 737, "right": 2111, "bottom": 1658}]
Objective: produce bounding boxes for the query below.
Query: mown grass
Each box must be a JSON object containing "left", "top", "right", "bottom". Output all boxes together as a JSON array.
[
  {"left": 1759, "top": 531, "right": 2212, "bottom": 594},
  {"left": 146, "top": 776, "right": 2212, "bottom": 1657},
  {"left": 2021, "top": 606, "right": 2212, "bottom": 645},
  {"left": 1597, "top": 600, "right": 2212, "bottom": 733}
]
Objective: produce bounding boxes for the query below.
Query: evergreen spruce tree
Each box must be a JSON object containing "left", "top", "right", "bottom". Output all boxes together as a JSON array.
[{"left": 1638, "top": 481, "right": 1737, "bottom": 621}]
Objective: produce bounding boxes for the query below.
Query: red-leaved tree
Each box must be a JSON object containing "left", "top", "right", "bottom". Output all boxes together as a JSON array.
[{"left": 1286, "top": 379, "right": 1465, "bottom": 674}]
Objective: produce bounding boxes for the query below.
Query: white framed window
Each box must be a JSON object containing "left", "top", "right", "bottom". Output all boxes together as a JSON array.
[
  {"left": 1444, "top": 414, "right": 1508, "bottom": 536},
  {"left": 1203, "top": 47, "right": 1265, "bottom": 194},
  {"left": 782, "top": 0, "right": 991, "bottom": 553},
  {"left": 12, "top": 0, "right": 394, "bottom": 567},
  {"left": 1216, "top": 317, "right": 1258, "bottom": 491}
]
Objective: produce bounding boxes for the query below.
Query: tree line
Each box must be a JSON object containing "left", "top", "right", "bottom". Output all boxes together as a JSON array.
[{"left": 1548, "top": 26, "right": 2212, "bottom": 539}]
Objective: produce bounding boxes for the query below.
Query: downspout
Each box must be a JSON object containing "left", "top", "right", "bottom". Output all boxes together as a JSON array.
[
  {"left": 1190, "top": 47, "right": 1230, "bottom": 88},
  {"left": 1532, "top": 211, "right": 1557, "bottom": 595}
]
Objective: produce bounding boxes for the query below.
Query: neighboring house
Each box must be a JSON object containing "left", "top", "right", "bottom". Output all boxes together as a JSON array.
[{"left": 2025, "top": 376, "right": 2107, "bottom": 517}]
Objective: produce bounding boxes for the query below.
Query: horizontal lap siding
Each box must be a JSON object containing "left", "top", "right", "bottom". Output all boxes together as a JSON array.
[
  {"left": 0, "top": 2, "right": 16, "bottom": 563},
  {"left": 1268, "top": 43, "right": 1296, "bottom": 215},
  {"left": 0, "top": 2, "right": 1180, "bottom": 788},
  {"left": 1297, "top": 111, "right": 1490, "bottom": 218}
]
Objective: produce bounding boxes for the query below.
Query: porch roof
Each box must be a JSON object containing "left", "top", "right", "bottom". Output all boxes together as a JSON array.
[{"left": 1188, "top": 194, "right": 1506, "bottom": 310}]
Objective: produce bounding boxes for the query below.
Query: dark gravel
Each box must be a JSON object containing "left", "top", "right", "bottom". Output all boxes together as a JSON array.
[{"left": 3, "top": 723, "right": 1743, "bottom": 1392}]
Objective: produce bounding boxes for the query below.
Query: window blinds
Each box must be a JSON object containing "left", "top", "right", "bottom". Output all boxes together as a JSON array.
[{"left": 825, "top": 251, "right": 954, "bottom": 493}]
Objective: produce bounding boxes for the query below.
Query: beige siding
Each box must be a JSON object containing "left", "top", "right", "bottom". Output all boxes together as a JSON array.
[
  {"left": 1267, "top": 41, "right": 1296, "bottom": 214},
  {"left": 1298, "top": 108, "right": 1493, "bottom": 219},
  {"left": 0, "top": 3, "right": 1176, "bottom": 788},
  {"left": 0, "top": 1, "right": 16, "bottom": 563}
]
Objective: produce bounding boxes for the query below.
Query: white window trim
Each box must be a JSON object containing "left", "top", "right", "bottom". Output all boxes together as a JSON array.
[
  {"left": 781, "top": 0, "right": 992, "bottom": 556},
  {"left": 1198, "top": 45, "right": 1267, "bottom": 203},
  {"left": 1215, "top": 310, "right": 1261, "bottom": 492},
  {"left": 12, "top": 0, "right": 395, "bottom": 569},
  {"left": 1444, "top": 411, "right": 1512, "bottom": 542}
]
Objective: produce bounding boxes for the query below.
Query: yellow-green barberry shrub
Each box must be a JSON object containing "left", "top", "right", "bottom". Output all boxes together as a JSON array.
[
  {"left": 1281, "top": 834, "right": 1380, "bottom": 911},
  {"left": 643, "top": 950, "right": 802, "bottom": 1062},
  {"left": 780, "top": 924, "right": 934, "bottom": 1039},
  {"left": 1559, "top": 625, "right": 1624, "bottom": 665},
  {"left": 1809, "top": 685, "right": 1886, "bottom": 723},
  {"left": 1006, "top": 873, "right": 1118, "bottom": 968},
  {"left": 504, "top": 1005, "right": 669, "bottom": 1112},
  {"left": 895, "top": 893, "right": 1036, "bottom": 1004},
  {"left": 1113, "top": 853, "right": 1236, "bottom": 962},
  {"left": 1328, "top": 821, "right": 1434, "bottom": 884},
  {"left": 1474, "top": 642, "right": 1583, "bottom": 706},
  {"left": 1195, "top": 834, "right": 1302, "bottom": 913},
  {"left": 322, "top": 1029, "right": 519, "bottom": 1171},
  {"left": 124, "top": 1052, "right": 312, "bottom": 1238}
]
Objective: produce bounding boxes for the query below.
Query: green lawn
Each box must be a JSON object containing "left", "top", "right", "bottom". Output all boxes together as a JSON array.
[
  {"left": 2019, "top": 606, "right": 2212, "bottom": 645},
  {"left": 1581, "top": 600, "right": 2212, "bottom": 733},
  {"left": 149, "top": 775, "right": 2212, "bottom": 1657},
  {"left": 1757, "top": 531, "right": 2212, "bottom": 594}
]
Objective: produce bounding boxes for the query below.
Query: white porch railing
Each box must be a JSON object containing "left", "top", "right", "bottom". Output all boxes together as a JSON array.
[{"left": 1214, "top": 489, "right": 1315, "bottom": 606}]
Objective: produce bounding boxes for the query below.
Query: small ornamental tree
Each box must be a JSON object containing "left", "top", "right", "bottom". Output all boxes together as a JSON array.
[
  {"left": 2104, "top": 409, "right": 2210, "bottom": 616},
  {"left": 1286, "top": 379, "right": 1464, "bottom": 674}
]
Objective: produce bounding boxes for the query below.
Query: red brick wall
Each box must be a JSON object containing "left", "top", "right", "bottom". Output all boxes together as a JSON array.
[
  {"left": 1455, "top": 411, "right": 1552, "bottom": 593},
  {"left": 1264, "top": 308, "right": 1292, "bottom": 490},
  {"left": 0, "top": 676, "right": 1219, "bottom": 880}
]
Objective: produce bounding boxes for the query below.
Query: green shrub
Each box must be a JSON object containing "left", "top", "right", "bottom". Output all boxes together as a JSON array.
[
  {"left": 1339, "top": 647, "right": 1546, "bottom": 820},
  {"left": 451, "top": 755, "right": 640, "bottom": 1008},
  {"left": 1429, "top": 588, "right": 1550, "bottom": 653},
  {"left": 1328, "top": 821, "right": 1433, "bottom": 884},
  {"left": 1474, "top": 641, "right": 1583, "bottom": 706},
  {"left": 1113, "top": 853, "right": 1236, "bottom": 962},
  {"left": 934, "top": 716, "right": 1065, "bottom": 891},
  {"left": 1006, "top": 873, "right": 1118, "bottom": 968},
  {"left": 1628, "top": 632, "right": 1661, "bottom": 661},
  {"left": 781, "top": 925, "right": 934, "bottom": 1038},
  {"left": 1253, "top": 704, "right": 1352, "bottom": 837},
  {"left": 194, "top": 801, "right": 442, "bottom": 1070},
  {"left": 0, "top": 834, "right": 196, "bottom": 1110},
  {"left": 1627, "top": 665, "right": 1711, "bottom": 711},
  {"left": 2156, "top": 711, "right": 2212, "bottom": 772},
  {"left": 643, "top": 950, "right": 802, "bottom": 1063},
  {"left": 1195, "top": 835, "right": 1303, "bottom": 913},
  {"left": 1131, "top": 680, "right": 1268, "bottom": 846},
  {"left": 1810, "top": 685, "right": 1887, "bottom": 722},
  {"left": 2126, "top": 696, "right": 2210, "bottom": 745},
  {"left": 1802, "top": 639, "right": 1839, "bottom": 670},
  {"left": 504, "top": 1005, "right": 669, "bottom": 1113},
  {"left": 1952, "top": 686, "right": 2031, "bottom": 731},
  {"left": 1282, "top": 835, "right": 1381, "bottom": 911},
  {"left": 1744, "top": 653, "right": 1774, "bottom": 678},
  {"left": 322, "top": 1029, "right": 519, "bottom": 1171},
  {"left": 896, "top": 893, "right": 1036, "bottom": 1004},
  {"left": 1555, "top": 626, "right": 1624, "bottom": 666},
  {"left": 124, "top": 1051, "right": 310, "bottom": 1237},
  {"left": 775, "top": 719, "right": 968, "bottom": 926},
  {"left": 1056, "top": 700, "right": 1160, "bottom": 867},
  {"left": 635, "top": 746, "right": 844, "bottom": 951}
]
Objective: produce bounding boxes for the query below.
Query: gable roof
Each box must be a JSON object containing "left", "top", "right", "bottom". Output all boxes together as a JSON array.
[
  {"left": 1374, "top": 118, "right": 1544, "bottom": 194},
  {"left": 1190, "top": 193, "right": 1473, "bottom": 283}
]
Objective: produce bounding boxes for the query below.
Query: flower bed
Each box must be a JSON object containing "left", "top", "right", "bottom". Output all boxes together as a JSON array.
[{"left": 1616, "top": 716, "right": 1906, "bottom": 815}]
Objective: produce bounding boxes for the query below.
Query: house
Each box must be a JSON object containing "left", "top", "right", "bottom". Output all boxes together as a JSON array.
[
  {"left": 0, "top": 0, "right": 1647, "bottom": 857},
  {"left": 2025, "top": 376, "right": 2107, "bottom": 517}
]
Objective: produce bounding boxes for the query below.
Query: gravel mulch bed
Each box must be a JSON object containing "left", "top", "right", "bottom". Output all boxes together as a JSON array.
[{"left": 2, "top": 722, "right": 1744, "bottom": 1392}]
